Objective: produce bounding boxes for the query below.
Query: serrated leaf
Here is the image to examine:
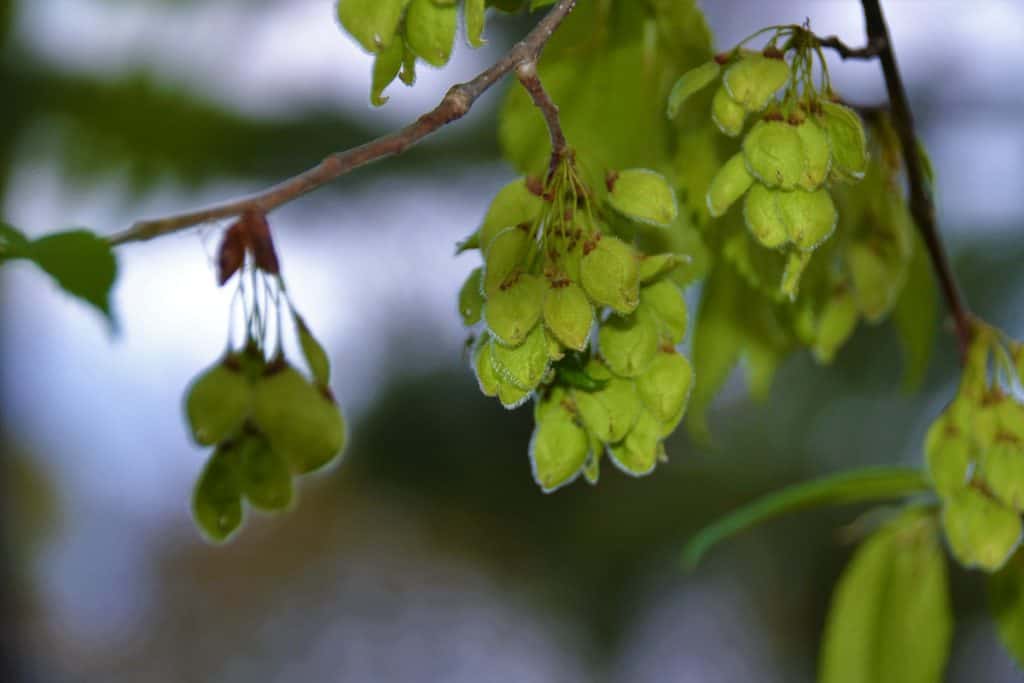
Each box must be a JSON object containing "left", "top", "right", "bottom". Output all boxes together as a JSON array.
[
  {"left": 682, "top": 466, "right": 931, "bottom": 568},
  {"left": 989, "top": 551, "right": 1024, "bottom": 668},
  {"left": 819, "top": 510, "right": 953, "bottom": 683}
]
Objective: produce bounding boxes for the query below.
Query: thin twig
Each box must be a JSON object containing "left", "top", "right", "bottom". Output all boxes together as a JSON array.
[
  {"left": 816, "top": 34, "right": 887, "bottom": 60},
  {"left": 515, "top": 60, "right": 568, "bottom": 180},
  {"left": 857, "top": 0, "right": 973, "bottom": 359},
  {"left": 108, "top": 0, "right": 577, "bottom": 247}
]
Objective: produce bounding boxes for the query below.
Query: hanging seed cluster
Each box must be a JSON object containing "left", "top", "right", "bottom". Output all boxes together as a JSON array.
[
  {"left": 337, "top": 0, "right": 488, "bottom": 106},
  {"left": 458, "top": 159, "right": 694, "bottom": 491},
  {"left": 925, "top": 325, "right": 1024, "bottom": 572},
  {"left": 185, "top": 212, "right": 346, "bottom": 543},
  {"left": 669, "top": 28, "right": 869, "bottom": 299}
]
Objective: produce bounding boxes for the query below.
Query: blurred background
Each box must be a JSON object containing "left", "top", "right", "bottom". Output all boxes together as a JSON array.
[{"left": 2, "top": 0, "right": 1023, "bottom": 680}]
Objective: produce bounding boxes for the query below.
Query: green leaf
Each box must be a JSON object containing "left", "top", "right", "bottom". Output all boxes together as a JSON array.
[
  {"left": 465, "top": 0, "right": 487, "bottom": 48},
  {"left": 3, "top": 228, "right": 118, "bottom": 325},
  {"left": 336, "top": 0, "right": 409, "bottom": 53},
  {"left": 892, "top": 235, "right": 937, "bottom": 391},
  {"left": 682, "top": 466, "right": 931, "bottom": 568},
  {"left": 819, "top": 509, "right": 953, "bottom": 683},
  {"left": 606, "top": 168, "right": 678, "bottom": 227},
  {"left": 405, "top": 0, "right": 457, "bottom": 67},
  {"left": 989, "top": 550, "right": 1024, "bottom": 668}
]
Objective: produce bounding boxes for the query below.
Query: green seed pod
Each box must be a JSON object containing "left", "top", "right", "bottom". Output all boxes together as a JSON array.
[
  {"left": 926, "top": 431, "right": 973, "bottom": 497},
  {"left": 778, "top": 187, "right": 837, "bottom": 252},
  {"left": 472, "top": 334, "right": 499, "bottom": 397},
  {"left": 185, "top": 359, "right": 252, "bottom": 446},
  {"left": 812, "top": 288, "right": 859, "bottom": 364},
  {"left": 399, "top": 40, "right": 417, "bottom": 85},
  {"left": 252, "top": 364, "right": 346, "bottom": 474},
  {"left": 636, "top": 350, "right": 693, "bottom": 424},
  {"left": 370, "top": 36, "right": 404, "bottom": 106},
  {"left": 458, "top": 267, "right": 485, "bottom": 326},
  {"left": 529, "top": 399, "right": 588, "bottom": 493},
  {"left": 711, "top": 86, "right": 746, "bottom": 137},
  {"left": 608, "top": 410, "right": 662, "bottom": 477},
  {"left": 978, "top": 442, "right": 1024, "bottom": 511},
  {"left": 484, "top": 273, "right": 545, "bottom": 347},
  {"left": 404, "top": 0, "right": 456, "bottom": 67},
  {"left": 639, "top": 279, "right": 687, "bottom": 344},
  {"left": 638, "top": 253, "right": 686, "bottom": 284},
  {"left": 543, "top": 281, "right": 593, "bottom": 352},
  {"left": 572, "top": 360, "right": 640, "bottom": 443},
  {"left": 821, "top": 101, "right": 868, "bottom": 182},
  {"left": 336, "top": 0, "right": 409, "bottom": 53},
  {"left": 996, "top": 400, "right": 1024, "bottom": 442},
  {"left": 583, "top": 448, "right": 601, "bottom": 485},
  {"left": 294, "top": 312, "right": 331, "bottom": 387},
  {"left": 192, "top": 445, "right": 244, "bottom": 543},
  {"left": 743, "top": 121, "right": 804, "bottom": 190},
  {"left": 667, "top": 60, "right": 722, "bottom": 119},
  {"left": 723, "top": 54, "right": 790, "bottom": 112},
  {"left": 465, "top": 0, "right": 486, "bottom": 48},
  {"left": 546, "top": 333, "right": 565, "bottom": 361},
  {"left": 706, "top": 152, "right": 754, "bottom": 218},
  {"left": 237, "top": 432, "right": 293, "bottom": 512},
  {"left": 606, "top": 169, "right": 678, "bottom": 227},
  {"left": 845, "top": 243, "right": 900, "bottom": 322},
  {"left": 743, "top": 183, "right": 788, "bottom": 249},
  {"left": 479, "top": 180, "right": 543, "bottom": 254},
  {"left": 973, "top": 401, "right": 1002, "bottom": 451},
  {"left": 497, "top": 378, "right": 531, "bottom": 410},
  {"left": 796, "top": 117, "right": 831, "bottom": 190},
  {"left": 942, "top": 488, "right": 1022, "bottom": 572},
  {"left": 580, "top": 235, "right": 640, "bottom": 314},
  {"left": 598, "top": 311, "right": 659, "bottom": 378},
  {"left": 490, "top": 324, "right": 549, "bottom": 392},
  {"left": 483, "top": 226, "right": 530, "bottom": 295},
  {"left": 533, "top": 385, "right": 569, "bottom": 424}
]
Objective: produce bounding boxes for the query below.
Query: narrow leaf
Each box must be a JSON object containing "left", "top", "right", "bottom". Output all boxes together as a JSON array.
[
  {"left": 893, "top": 234, "right": 937, "bottom": 391},
  {"left": 682, "top": 467, "right": 931, "bottom": 569}
]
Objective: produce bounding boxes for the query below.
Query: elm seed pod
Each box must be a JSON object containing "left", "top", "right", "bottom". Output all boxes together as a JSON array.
[
  {"left": 483, "top": 226, "right": 530, "bottom": 295},
  {"left": 336, "top": 0, "right": 409, "bottom": 53},
  {"left": 572, "top": 360, "right": 640, "bottom": 444},
  {"left": 483, "top": 273, "right": 545, "bottom": 346},
  {"left": 743, "top": 183, "right": 788, "bottom": 249},
  {"left": 237, "top": 431, "right": 293, "bottom": 512},
  {"left": 479, "top": 179, "right": 544, "bottom": 255},
  {"left": 543, "top": 281, "right": 593, "bottom": 352},
  {"left": 639, "top": 279, "right": 687, "bottom": 344},
  {"left": 472, "top": 335, "right": 499, "bottom": 397},
  {"left": 795, "top": 117, "right": 831, "bottom": 190},
  {"left": 489, "top": 324, "right": 549, "bottom": 392},
  {"left": 458, "top": 267, "right": 485, "bottom": 326},
  {"left": 638, "top": 253, "right": 686, "bottom": 284},
  {"left": 598, "top": 311, "right": 659, "bottom": 378},
  {"left": 184, "top": 358, "right": 253, "bottom": 446},
  {"left": 580, "top": 235, "right": 640, "bottom": 314},
  {"left": 743, "top": 121, "right": 804, "bottom": 190},
  {"left": 294, "top": 312, "right": 331, "bottom": 387},
  {"left": 777, "top": 187, "right": 837, "bottom": 252},
  {"left": 370, "top": 36, "right": 403, "bottom": 106},
  {"left": 404, "top": 0, "right": 456, "bottom": 67},
  {"left": 497, "top": 378, "right": 531, "bottom": 410},
  {"left": 253, "top": 364, "right": 346, "bottom": 474},
  {"left": 942, "top": 488, "right": 1022, "bottom": 572},
  {"left": 812, "top": 288, "right": 859, "bottom": 364},
  {"left": 723, "top": 54, "right": 790, "bottom": 112},
  {"left": 711, "top": 86, "right": 746, "bottom": 137},
  {"left": 636, "top": 350, "right": 693, "bottom": 424},
  {"left": 821, "top": 101, "right": 868, "bottom": 182},
  {"left": 529, "top": 396, "right": 588, "bottom": 493},
  {"left": 192, "top": 445, "right": 244, "bottom": 543},
  {"left": 608, "top": 410, "right": 662, "bottom": 477},
  {"left": 925, "top": 429, "right": 973, "bottom": 497},
  {"left": 706, "top": 152, "right": 754, "bottom": 218},
  {"left": 845, "top": 243, "right": 901, "bottom": 322},
  {"left": 667, "top": 60, "right": 721, "bottom": 119},
  {"left": 977, "top": 442, "right": 1024, "bottom": 512},
  {"left": 606, "top": 169, "right": 678, "bottom": 227}
]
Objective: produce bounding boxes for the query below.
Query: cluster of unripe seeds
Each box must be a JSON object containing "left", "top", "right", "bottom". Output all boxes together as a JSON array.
[
  {"left": 925, "top": 325, "right": 1024, "bottom": 572},
  {"left": 184, "top": 212, "right": 346, "bottom": 542},
  {"left": 337, "top": 0, "right": 488, "bottom": 105},
  {"left": 669, "top": 30, "right": 869, "bottom": 300},
  {"left": 458, "top": 158, "right": 693, "bottom": 491}
]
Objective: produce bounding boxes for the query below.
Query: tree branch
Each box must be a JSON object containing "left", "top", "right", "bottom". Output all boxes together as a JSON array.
[
  {"left": 856, "top": 0, "right": 973, "bottom": 359},
  {"left": 515, "top": 60, "right": 568, "bottom": 179},
  {"left": 815, "top": 34, "right": 887, "bottom": 60},
  {"left": 108, "top": 0, "right": 577, "bottom": 247}
]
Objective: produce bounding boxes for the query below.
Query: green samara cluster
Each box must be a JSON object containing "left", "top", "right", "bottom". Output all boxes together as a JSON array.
[
  {"left": 669, "top": 34, "right": 869, "bottom": 300},
  {"left": 924, "top": 325, "right": 1024, "bottom": 571},
  {"left": 458, "top": 159, "right": 693, "bottom": 491}
]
